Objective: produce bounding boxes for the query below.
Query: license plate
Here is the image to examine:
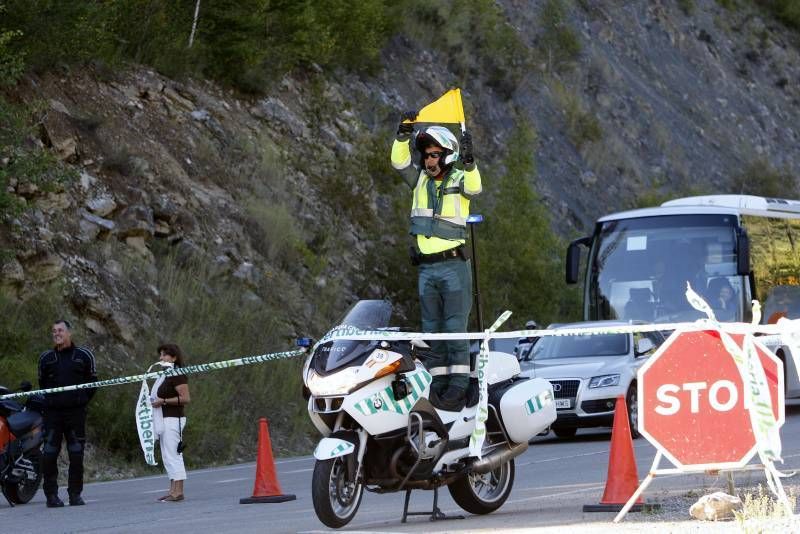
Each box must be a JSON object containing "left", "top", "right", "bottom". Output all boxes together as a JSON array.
[{"left": 555, "top": 399, "right": 571, "bottom": 409}]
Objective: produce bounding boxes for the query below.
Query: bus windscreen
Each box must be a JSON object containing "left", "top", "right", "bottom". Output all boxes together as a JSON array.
[{"left": 588, "top": 214, "right": 744, "bottom": 323}]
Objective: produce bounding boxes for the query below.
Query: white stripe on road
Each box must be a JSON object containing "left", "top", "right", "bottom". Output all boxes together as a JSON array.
[
  {"left": 508, "top": 483, "right": 606, "bottom": 505},
  {"left": 516, "top": 443, "right": 652, "bottom": 467},
  {"left": 285, "top": 468, "right": 313, "bottom": 474},
  {"left": 216, "top": 477, "right": 250, "bottom": 484},
  {"left": 89, "top": 456, "right": 314, "bottom": 487}
]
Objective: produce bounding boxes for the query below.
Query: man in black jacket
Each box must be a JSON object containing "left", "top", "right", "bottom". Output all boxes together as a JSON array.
[{"left": 38, "top": 319, "right": 97, "bottom": 507}]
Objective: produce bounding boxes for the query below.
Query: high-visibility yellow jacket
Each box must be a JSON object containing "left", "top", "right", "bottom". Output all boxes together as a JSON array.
[{"left": 391, "top": 139, "right": 482, "bottom": 254}]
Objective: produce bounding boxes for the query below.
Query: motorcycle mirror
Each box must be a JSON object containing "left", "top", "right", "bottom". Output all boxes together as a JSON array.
[{"left": 19, "top": 380, "right": 32, "bottom": 392}]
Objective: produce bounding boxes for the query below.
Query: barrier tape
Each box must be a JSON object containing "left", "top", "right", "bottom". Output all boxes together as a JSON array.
[
  {"left": 135, "top": 362, "right": 167, "bottom": 466},
  {"left": 5, "top": 291, "right": 800, "bottom": 510},
  {"left": 470, "top": 310, "right": 512, "bottom": 458},
  {"left": 6, "top": 318, "right": 795, "bottom": 402},
  {"left": 683, "top": 284, "right": 793, "bottom": 514},
  {"left": 0, "top": 348, "right": 307, "bottom": 401}
]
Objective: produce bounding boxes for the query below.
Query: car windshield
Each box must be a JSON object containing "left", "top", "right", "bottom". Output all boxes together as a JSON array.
[
  {"left": 532, "top": 333, "right": 629, "bottom": 360},
  {"left": 313, "top": 300, "right": 393, "bottom": 375}
]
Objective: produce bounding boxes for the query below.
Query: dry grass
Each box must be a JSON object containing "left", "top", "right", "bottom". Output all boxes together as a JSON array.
[{"left": 734, "top": 485, "right": 798, "bottom": 533}]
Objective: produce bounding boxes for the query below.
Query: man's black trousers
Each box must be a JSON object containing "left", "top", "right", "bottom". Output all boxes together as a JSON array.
[{"left": 42, "top": 408, "right": 87, "bottom": 497}]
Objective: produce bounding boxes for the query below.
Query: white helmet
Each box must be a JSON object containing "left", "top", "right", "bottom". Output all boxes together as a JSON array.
[
  {"left": 525, "top": 320, "right": 538, "bottom": 330},
  {"left": 415, "top": 126, "right": 460, "bottom": 166}
]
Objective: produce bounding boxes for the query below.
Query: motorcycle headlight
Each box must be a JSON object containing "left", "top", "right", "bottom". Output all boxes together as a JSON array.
[
  {"left": 588, "top": 374, "right": 621, "bottom": 388},
  {"left": 306, "top": 368, "right": 360, "bottom": 396}
]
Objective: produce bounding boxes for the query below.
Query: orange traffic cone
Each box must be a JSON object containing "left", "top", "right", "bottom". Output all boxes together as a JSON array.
[
  {"left": 583, "top": 395, "right": 645, "bottom": 512},
  {"left": 240, "top": 418, "right": 296, "bottom": 504}
]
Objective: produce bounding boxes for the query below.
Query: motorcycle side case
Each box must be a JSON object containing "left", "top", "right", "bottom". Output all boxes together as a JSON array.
[{"left": 498, "top": 377, "right": 556, "bottom": 443}]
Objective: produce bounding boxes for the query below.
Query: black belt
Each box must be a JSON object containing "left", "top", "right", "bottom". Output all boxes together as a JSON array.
[{"left": 418, "top": 245, "right": 466, "bottom": 264}]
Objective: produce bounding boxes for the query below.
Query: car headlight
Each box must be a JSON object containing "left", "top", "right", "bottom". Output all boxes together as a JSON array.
[{"left": 588, "top": 374, "right": 621, "bottom": 388}]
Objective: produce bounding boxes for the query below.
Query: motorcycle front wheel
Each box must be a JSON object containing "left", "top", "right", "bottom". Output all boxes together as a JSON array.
[
  {"left": 311, "top": 456, "right": 363, "bottom": 528},
  {"left": 5, "top": 450, "right": 42, "bottom": 504},
  {"left": 448, "top": 457, "right": 515, "bottom": 515}
]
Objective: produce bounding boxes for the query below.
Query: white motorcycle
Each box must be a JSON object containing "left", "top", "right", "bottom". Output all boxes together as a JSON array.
[{"left": 303, "top": 300, "right": 556, "bottom": 528}]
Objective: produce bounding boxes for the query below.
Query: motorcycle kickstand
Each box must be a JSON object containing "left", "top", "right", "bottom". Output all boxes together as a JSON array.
[{"left": 400, "top": 486, "right": 464, "bottom": 523}]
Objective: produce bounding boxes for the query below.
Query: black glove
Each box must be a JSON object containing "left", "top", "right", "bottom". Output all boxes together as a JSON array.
[
  {"left": 460, "top": 131, "right": 474, "bottom": 165},
  {"left": 396, "top": 110, "right": 417, "bottom": 140}
]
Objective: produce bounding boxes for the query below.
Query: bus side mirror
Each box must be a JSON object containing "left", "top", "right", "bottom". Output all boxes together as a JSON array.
[
  {"left": 736, "top": 228, "right": 750, "bottom": 275},
  {"left": 566, "top": 236, "right": 591, "bottom": 284}
]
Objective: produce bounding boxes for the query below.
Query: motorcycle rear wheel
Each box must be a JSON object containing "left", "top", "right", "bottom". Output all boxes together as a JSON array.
[
  {"left": 448, "top": 457, "right": 515, "bottom": 515},
  {"left": 5, "top": 450, "right": 42, "bottom": 504},
  {"left": 312, "top": 455, "right": 363, "bottom": 528}
]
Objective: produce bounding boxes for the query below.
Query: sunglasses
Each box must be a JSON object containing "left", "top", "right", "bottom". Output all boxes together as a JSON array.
[{"left": 424, "top": 151, "right": 444, "bottom": 160}]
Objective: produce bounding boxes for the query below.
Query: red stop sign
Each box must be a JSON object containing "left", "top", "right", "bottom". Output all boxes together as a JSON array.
[{"left": 638, "top": 329, "right": 784, "bottom": 470}]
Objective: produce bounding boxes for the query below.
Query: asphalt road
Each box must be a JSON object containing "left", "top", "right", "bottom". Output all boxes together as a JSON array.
[{"left": 5, "top": 403, "right": 800, "bottom": 533}]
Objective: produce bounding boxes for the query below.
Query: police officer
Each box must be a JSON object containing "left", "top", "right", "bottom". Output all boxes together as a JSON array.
[
  {"left": 38, "top": 319, "right": 97, "bottom": 507},
  {"left": 514, "top": 320, "right": 539, "bottom": 362},
  {"left": 391, "top": 111, "right": 482, "bottom": 412}
]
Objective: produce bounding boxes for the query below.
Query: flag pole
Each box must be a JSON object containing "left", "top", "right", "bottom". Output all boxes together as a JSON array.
[{"left": 455, "top": 88, "right": 467, "bottom": 134}]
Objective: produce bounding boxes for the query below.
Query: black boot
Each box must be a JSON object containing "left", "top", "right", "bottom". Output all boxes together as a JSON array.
[
  {"left": 68, "top": 492, "right": 85, "bottom": 506},
  {"left": 46, "top": 494, "right": 64, "bottom": 508},
  {"left": 431, "top": 386, "right": 467, "bottom": 412}
]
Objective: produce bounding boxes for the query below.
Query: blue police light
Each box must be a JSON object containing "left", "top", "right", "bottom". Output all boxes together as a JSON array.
[
  {"left": 296, "top": 337, "right": 313, "bottom": 347},
  {"left": 467, "top": 214, "right": 483, "bottom": 224}
]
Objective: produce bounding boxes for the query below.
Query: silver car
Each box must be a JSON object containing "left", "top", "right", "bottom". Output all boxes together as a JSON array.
[{"left": 519, "top": 321, "right": 665, "bottom": 439}]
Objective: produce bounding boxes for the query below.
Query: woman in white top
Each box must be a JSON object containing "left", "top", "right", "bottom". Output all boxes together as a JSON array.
[{"left": 150, "top": 343, "right": 190, "bottom": 502}]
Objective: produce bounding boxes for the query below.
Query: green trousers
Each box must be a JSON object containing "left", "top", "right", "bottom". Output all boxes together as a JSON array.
[{"left": 418, "top": 258, "right": 472, "bottom": 393}]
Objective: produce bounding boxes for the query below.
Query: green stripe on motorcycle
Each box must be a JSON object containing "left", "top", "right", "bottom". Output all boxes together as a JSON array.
[{"left": 413, "top": 373, "right": 425, "bottom": 390}]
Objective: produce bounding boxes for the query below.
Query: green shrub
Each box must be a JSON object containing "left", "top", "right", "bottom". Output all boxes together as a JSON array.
[
  {"left": 631, "top": 175, "right": 675, "bottom": 208},
  {"left": 244, "top": 199, "right": 304, "bottom": 266},
  {"left": 717, "top": 0, "right": 739, "bottom": 9},
  {"left": 755, "top": 0, "right": 800, "bottom": 31},
  {"left": 730, "top": 159, "right": 798, "bottom": 199},
  {"left": 478, "top": 120, "right": 580, "bottom": 326},
  {"left": 0, "top": 2, "right": 24, "bottom": 86},
  {"left": 539, "top": 0, "right": 582, "bottom": 72},
  {"left": 402, "top": 0, "right": 532, "bottom": 98},
  {"left": 678, "top": 0, "right": 695, "bottom": 15},
  {"left": 0, "top": 0, "right": 398, "bottom": 93},
  {"left": 137, "top": 255, "right": 313, "bottom": 463},
  {"left": 548, "top": 77, "right": 603, "bottom": 148},
  {"left": 0, "top": 97, "right": 77, "bottom": 219},
  {"left": 1, "top": 1, "right": 120, "bottom": 72},
  {"left": 0, "top": 282, "right": 66, "bottom": 389}
]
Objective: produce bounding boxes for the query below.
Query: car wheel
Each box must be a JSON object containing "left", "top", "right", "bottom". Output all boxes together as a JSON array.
[
  {"left": 553, "top": 427, "right": 577, "bottom": 438},
  {"left": 626, "top": 384, "right": 640, "bottom": 439}
]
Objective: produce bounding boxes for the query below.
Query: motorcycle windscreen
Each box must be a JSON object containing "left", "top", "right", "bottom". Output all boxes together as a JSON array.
[{"left": 313, "top": 300, "right": 394, "bottom": 375}]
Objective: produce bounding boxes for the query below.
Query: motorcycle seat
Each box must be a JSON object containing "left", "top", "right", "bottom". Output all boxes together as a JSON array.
[{"left": 7, "top": 411, "right": 42, "bottom": 436}]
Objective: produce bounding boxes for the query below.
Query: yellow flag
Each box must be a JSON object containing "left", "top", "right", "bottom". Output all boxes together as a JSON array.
[{"left": 408, "top": 88, "right": 465, "bottom": 126}]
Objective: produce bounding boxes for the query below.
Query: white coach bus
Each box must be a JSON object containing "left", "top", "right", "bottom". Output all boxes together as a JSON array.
[{"left": 566, "top": 195, "right": 800, "bottom": 397}]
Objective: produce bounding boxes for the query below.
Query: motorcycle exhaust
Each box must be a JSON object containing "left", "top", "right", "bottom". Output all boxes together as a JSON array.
[{"left": 470, "top": 441, "right": 528, "bottom": 474}]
